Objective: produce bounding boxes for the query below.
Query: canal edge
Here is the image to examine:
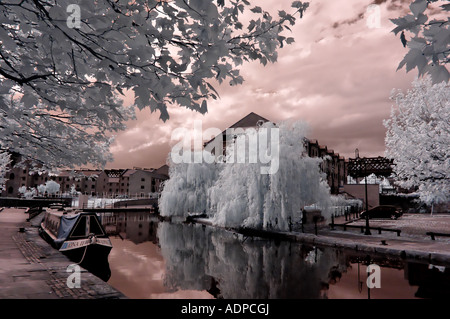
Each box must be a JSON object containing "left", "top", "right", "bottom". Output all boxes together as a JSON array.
[{"left": 13, "top": 225, "right": 127, "bottom": 299}]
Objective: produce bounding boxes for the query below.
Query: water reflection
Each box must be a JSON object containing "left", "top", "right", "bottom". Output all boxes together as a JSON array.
[{"left": 97, "top": 212, "right": 450, "bottom": 299}]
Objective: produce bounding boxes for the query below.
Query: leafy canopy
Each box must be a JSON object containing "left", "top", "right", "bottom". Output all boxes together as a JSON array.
[
  {"left": 0, "top": 0, "right": 308, "bottom": 170},
  {"left": 384, "top": 77, "right": 449, "bottom": 205},
  {"left": 392, "top": 0, "right": 449, "bottom": 83}
]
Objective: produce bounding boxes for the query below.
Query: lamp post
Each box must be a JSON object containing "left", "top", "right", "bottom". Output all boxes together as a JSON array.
[
  {"left": 355, "top": 149, "right": 371, "bottom": 235},
  {"left": 363, "top": 162, "right": 371, "bottom": 235}
]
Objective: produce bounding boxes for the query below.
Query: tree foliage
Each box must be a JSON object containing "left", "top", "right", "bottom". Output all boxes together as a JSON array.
[
  {"left": 0, "top": 151, "right": 10, "bottom": 190},
  {"left": 384, "top": 77, "right": 450, "bottom": 205},
  {"left": 0, "top": 0, "right": 308, "bottom": 171},
  {"left": 391, "top": 0, "right": 450, "bottom": 83}
]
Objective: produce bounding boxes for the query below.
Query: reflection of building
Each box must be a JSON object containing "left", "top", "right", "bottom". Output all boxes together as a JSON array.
[
  {"left": 405, "top": 262, "right": 450, "bottom": 298},
  {"left": 203, "top": 112, "right": 347, "bottom": 194},
  {"left": 98, "top": 212, "right": 159, "bottom": 245}
]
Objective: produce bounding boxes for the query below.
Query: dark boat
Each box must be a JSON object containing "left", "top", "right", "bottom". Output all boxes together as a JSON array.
[{"left": 39, "top": 209, "right": 113, "bottom": 281}]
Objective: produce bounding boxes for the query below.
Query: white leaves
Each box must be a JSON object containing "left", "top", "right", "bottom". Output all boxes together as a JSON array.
[
  {"left": 44, "top": 180, "right": 60, "bottom": 194},
  {"left": 160, "top": 120, "right": 331, "bottom": 231},
  {"left": 0, "top": 151, "right": 10, "bottom": 191},
  {"left": 384, "top": 78, "right": 450, "bottom": 205}
]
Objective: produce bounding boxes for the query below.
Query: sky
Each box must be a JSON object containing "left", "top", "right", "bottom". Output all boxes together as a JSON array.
[{"left": 107, "top": 0, "right": 420, "bottom": 170}]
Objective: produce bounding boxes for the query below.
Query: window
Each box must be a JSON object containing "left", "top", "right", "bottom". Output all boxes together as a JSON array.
[
  {"left": 140, "top": 185, "right": 145, "bottom": 189},
  {"left": 9, "top": 173, "right": 15, "bottom": 180},
  {"left": 89, "top": 216, "right": 104, "bottom": 236},
  {"left": 71, "top": 216, "right": 87, "bottom": 237},
  {"left": 141, "top": 178, "right": 145, "bottom": 182}
]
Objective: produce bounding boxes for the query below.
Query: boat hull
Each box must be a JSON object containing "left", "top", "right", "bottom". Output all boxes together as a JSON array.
[
  {"left": 62, "top": 243, "right": 112, "bottom": 282},
  {"left": 38, "top": 210, "right": 113, "bottom": 282}
]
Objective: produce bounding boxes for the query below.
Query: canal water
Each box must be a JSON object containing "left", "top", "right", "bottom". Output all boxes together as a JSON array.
[{"left": 97, "top": 212, "right": 449, "bottom": 299}]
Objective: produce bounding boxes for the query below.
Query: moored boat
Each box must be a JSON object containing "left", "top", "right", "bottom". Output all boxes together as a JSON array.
[{"left": 39, "top": 208, "right": 112, "bottom": 281}]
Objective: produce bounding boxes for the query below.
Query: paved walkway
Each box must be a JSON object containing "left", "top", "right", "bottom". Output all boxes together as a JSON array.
[{"left": 0, "top": 208, "right": 126, "bottom": 299}]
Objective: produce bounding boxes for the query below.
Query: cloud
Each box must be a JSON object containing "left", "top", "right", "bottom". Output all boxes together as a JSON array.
[{"left": 107, "top": 0, "right": 418, "bottom": 168}]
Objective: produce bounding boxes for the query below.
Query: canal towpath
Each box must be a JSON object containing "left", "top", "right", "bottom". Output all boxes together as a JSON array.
[{"left": 0, "top": 207, "right": 125, "bottom": 299}]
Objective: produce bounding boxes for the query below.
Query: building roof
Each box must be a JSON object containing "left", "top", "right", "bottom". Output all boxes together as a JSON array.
[
  {"left": 204, "top": 112, "right": 270, "bottom": 147},
  {"left": 202, "top": 112, "right": 348, "bottom": 163},
  {"left": 122, "top": 169, "right": 137, "bottom": 177},
  {"left": 227, "top": 112, "right": 269, "bottom": 129},
  {"left": 155, "top": 164, "right": 169, "bottom": 177}
]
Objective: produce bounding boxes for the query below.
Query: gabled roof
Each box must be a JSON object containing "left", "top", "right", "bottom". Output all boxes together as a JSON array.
[
  {"left": 155, "top": 164, "right": 169, "bottom": 177},
  {"left": 122, "top": 169, "right": 137, "bottom": 177},
  {"left": 227, "top": 112, "right": 269, "bottom": 129},
  {"left": 204, "top": 112, "right": 271, "bottom": 147}
]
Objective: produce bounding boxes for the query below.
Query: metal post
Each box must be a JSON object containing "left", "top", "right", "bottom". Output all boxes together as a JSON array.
[{"left": 364, "top": 161, "right": 371, "bottom": 235}]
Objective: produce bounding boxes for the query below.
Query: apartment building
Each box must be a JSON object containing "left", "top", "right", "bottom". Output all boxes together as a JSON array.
[
  {"left": 0, "top": 153, "right": 169, "bottom": 198},
  {"left": 203, "top": 112, "right": 347, "bottom": 194}
]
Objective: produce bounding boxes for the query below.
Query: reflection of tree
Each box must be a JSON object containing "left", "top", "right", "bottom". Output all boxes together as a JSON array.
[{"left": 157, "top": 222, "right": 351, "bottom": 299}]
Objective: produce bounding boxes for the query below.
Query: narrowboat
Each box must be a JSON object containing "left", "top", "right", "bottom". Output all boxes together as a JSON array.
[{"left": 39, "top": 209, "right": 112, "bottom": 281}]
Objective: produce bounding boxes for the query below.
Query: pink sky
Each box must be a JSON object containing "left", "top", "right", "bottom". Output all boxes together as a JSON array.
[{"left": 107, "top": 0, "right": 419, "bottom": 169}]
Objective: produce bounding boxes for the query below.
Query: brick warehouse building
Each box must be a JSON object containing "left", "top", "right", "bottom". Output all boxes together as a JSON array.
[
  {"left": 203, "top": 112, "right": 347, "bottom": 194},
  {"left": 0, "top": 152, "right": 168, "bottom": 198}
]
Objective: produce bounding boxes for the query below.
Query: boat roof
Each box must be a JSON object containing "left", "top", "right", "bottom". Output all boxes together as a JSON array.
[{"left": 45, "top": 209, "right": 96, "bottom": 218}]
